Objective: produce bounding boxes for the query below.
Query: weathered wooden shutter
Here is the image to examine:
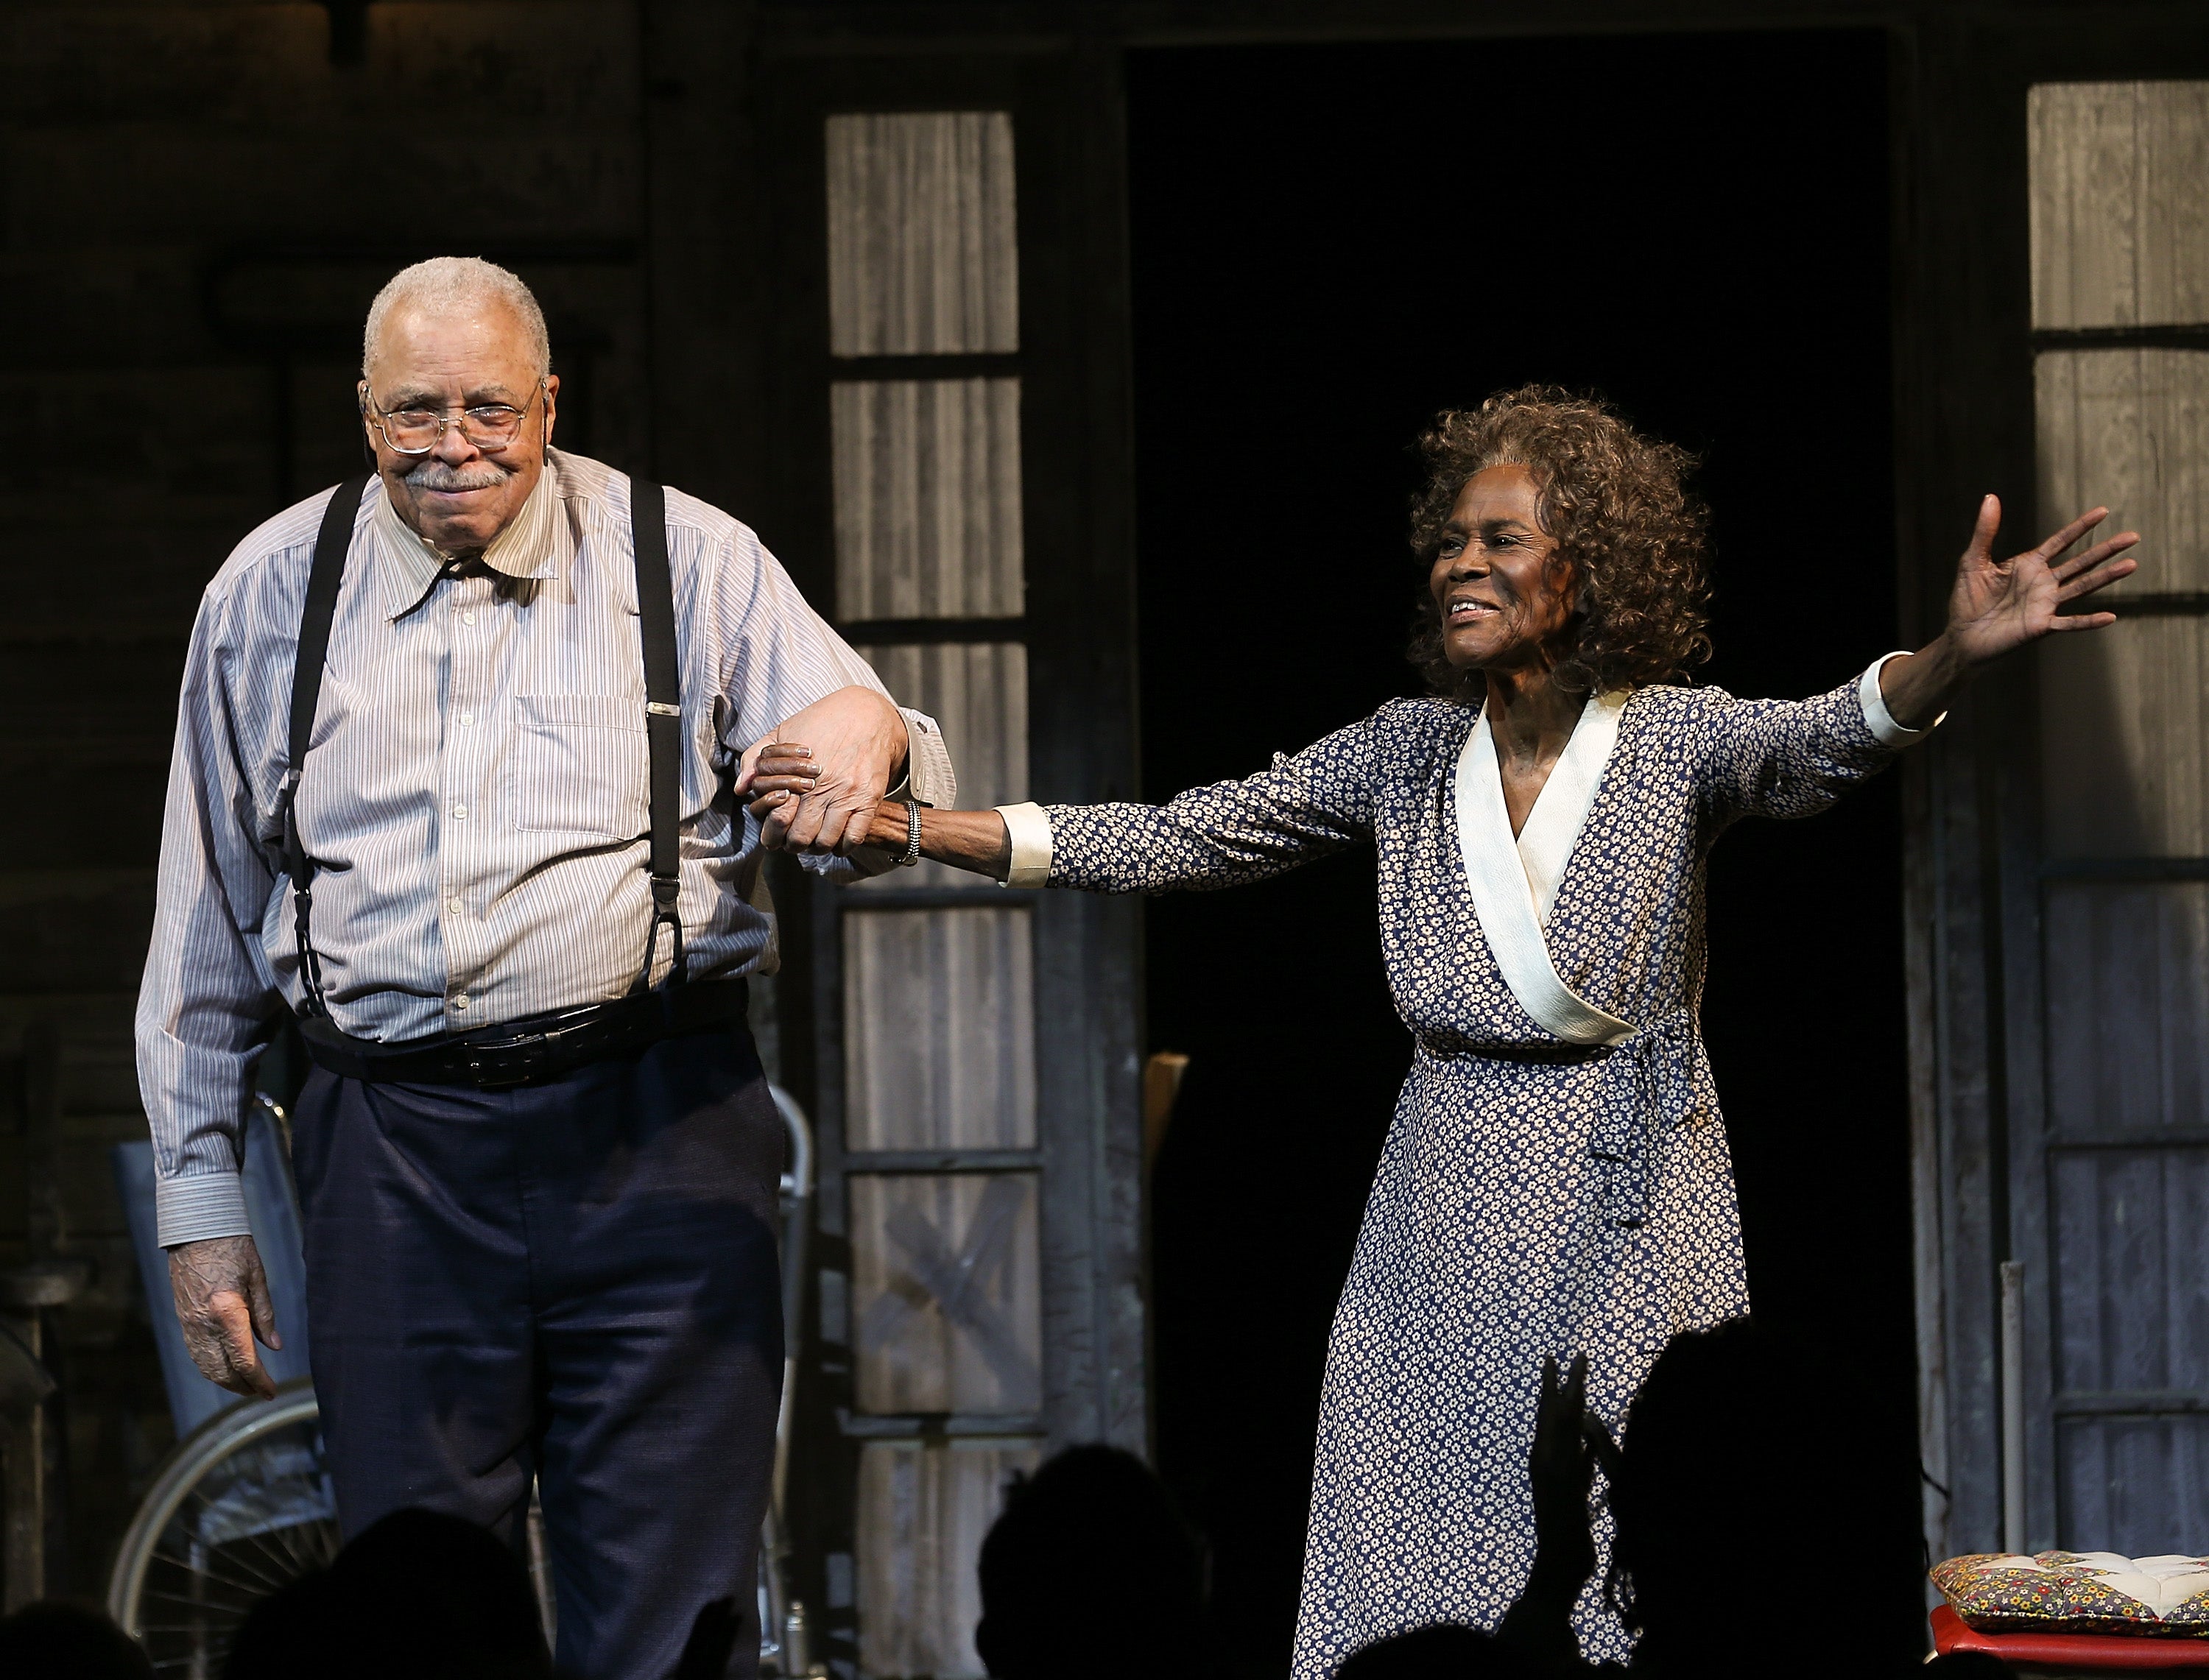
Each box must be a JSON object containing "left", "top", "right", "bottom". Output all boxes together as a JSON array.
[
  {"left": 2026, "top": 80, "right": 2209, "bottom": 1553},
  {"left": 751, "top": 50, "right": 1146, "bottom": 1679}
]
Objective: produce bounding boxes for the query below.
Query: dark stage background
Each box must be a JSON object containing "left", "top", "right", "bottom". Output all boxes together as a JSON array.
[{"left": 1127, "top": 32, "right": 1921, "bottom": 1674}]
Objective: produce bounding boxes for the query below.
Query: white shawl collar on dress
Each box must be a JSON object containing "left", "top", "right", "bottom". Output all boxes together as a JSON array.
[{"left": 1454, "top": 690, "right": 1636, "bottom": 1047}]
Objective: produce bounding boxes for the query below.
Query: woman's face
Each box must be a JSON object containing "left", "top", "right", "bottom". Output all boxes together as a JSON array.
[{"left": 1428, "top": 462, "right": 1578, "bottom": 672}]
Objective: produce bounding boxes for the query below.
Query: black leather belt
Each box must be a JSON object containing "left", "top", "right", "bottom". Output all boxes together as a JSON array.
[{"left": 297, "top": 980, "right": 750, "bottom": 1090}]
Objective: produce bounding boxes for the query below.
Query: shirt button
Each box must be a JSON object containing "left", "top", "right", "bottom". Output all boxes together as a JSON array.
[
  {"left": 453, "top": 993, "right": 470, "bottom": 1011},
  {"left": 458, "top": 710, "right": 474, "bottom": 727},
  {"left": 447, "top": 896, "right": 463, "bottom": 914},
  {"left": 451, "top": 804, "right": 467, "bottom": 820},
  {"left": 461, "top": 610, "right": 477, "bottom": 626}
]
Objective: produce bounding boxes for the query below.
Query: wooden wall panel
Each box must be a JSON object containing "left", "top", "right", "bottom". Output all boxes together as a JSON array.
[
  {"left": 831, "top": 378, "right": 1025, "bottom": 621},
  {"left": 2029, "top": 81, "right": 2209, "bottom": 330},
  {"left": 826, "top": 112, "right": 1018, "bottom": 358},
  {"left": 2057, "top": 1417, "right": 2209, "bottom": 1557},
  {"left": 853, "top": 1440, "right": 1036, "bottom": 1680},
  {"left": 849, "top": 1172, "right": 1043, "bottom": 1415},
  {"left": 2050, "top": 1146, "right": 2209, "bottom": 1393},
  {"left": 2034, "top": 349, "right": 2208, "bottom": 595},
  {"left": 2043, "top": 884, "right": 2209, "bottom": 1140},
  {"left": 842, "top": 906, "right": 1037, "bottom": 1151},
  {"left": 2040, "top": 616, "right": 2209, "bottom": 857}
]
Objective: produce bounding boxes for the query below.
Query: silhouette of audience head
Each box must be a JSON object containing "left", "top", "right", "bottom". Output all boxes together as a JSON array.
[
  {"left": 0, "top": 1600, "right": 155, "bottom": 1680},
  {"left": 1609, "top": 1317, "right": 1883, "bottom": 1679},
  {"left": 226, "top": 1506, "right": 548, "bottom": 1680},
  {"left": 976, "top": 1443, "right": 1208, "bottom": 1680}
]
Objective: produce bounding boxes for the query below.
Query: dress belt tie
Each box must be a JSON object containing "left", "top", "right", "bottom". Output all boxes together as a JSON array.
[{"left": 1588, "top": 1007, "right": 1708, "bottom": 1230}]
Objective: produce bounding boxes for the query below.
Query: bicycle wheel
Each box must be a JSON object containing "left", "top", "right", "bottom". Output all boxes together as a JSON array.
[{"left": 108, "top": 1377, "right": 339, "bottom": 1676}]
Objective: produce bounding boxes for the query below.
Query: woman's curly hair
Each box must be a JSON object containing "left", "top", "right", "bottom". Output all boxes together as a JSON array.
[{"left": 1406, "top": 385, "right": 1712, "bottom": 704}]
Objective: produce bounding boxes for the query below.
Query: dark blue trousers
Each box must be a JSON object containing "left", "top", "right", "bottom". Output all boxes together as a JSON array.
[{"left": 289, "top": 1027, "right": 783, "bottom": 1680}]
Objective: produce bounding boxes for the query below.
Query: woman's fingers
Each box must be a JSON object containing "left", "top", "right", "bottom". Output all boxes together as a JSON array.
[
  {"left": 2055, "top": 553, "right": 2141, "bottom": 602},
  {"left": 2045, "top": 610, "right": 2120, "bottom": 632},
  {"left": 1962, "top": 494, "right": 2003, "bottom": 565},
  {"left": 2027, "top": 506, "right": 2110, "bottom": 565},
  {"left": 2051, "top": 532, "right": 2139, "bottom": 582},
  {"left": 734, "top": 738, "right": 818, "bottom": 797}
]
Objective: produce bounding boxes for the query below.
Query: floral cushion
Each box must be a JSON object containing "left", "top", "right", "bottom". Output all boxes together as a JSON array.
[{"left": 1934, "top": 1553, "right": 2209, "bottom": 1638}]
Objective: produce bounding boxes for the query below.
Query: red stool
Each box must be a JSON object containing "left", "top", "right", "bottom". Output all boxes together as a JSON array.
[{"left": 1933, "top": 1606, "right": 2209, "bottom": 1673}]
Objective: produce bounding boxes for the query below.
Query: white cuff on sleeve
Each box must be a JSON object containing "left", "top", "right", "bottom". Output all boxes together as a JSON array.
[
  {"left": 1859, "top": 652, "right": 1945, "bottom": 748},
  {"left": 996, "top": 802, "right": 1053, "bottom": 889},
  {"left": 155, "top": 1171, "right": 253, "bottom": 1249},
  {"left": 894, "top": 708, "right": 957, "bottom": 810}
]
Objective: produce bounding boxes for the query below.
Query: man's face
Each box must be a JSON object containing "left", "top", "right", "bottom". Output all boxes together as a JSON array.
[{"left": 359, "top": 301, "right": 558, "bottom": 553}]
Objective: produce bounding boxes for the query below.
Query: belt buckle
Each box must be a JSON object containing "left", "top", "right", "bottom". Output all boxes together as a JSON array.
[{"left": 465, "top": 1032, "right": 550, "bottom": 1090}]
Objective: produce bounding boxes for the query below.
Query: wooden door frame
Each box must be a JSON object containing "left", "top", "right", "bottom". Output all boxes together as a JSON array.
[{"left": 640, "top": 0, "right": 2209, "bottom": 1652}]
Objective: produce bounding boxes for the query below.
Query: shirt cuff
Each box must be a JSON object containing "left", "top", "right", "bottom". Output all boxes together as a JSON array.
[
  {"left": 889, "top": 708, "right": 956, "bottom": 809},
  {"left": 1859, "top": 652, "right": 1945, "bottom": 748},
  {"left": 996, "top": 802, "right": 1053, "bottom": 889},
  {"left": 155, "top": 1171, "right": 253, "bottom": 1249}
]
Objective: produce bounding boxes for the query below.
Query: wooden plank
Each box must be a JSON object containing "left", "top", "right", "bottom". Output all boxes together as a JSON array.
[
  {"left": 2043, "top": 885, "right": 2209, "bottom": 1140},
  {"left": 2040, "top": 616, "right": 2209, "bottom": 858},
  {"left": 826, "top": 112, "right": 1019, "bottom": 358},
  {"left": 7, "top": 132, "right": 644, "bottom": 250},
  {"left": 831, "top": 378, "right": 1026, "bottom": 621},
  {"left": 2050, "top": 1145, "right": 2209, "bottom": 1396},
  {"left": 853, "top": 1439, "right": 1037, "bottom": 1680},
  {"left": 0, "top": 4, "right": 641, "bottom": 127},
  {"left": 2057, "top": 1415, "right": 2209, "bottom": 1553},
  {"left": 2029, "top": 82, "right": 2209, "bottom": 331},
  {"left": 842, "top": 906, "right": 1037, "bottom": 1150},
  {"left": 848, "top": 1171, "right": 1043, "bottom": 1415},
  {"left": 2034, "top": 348, "right": 2208, "bottom": 595}
]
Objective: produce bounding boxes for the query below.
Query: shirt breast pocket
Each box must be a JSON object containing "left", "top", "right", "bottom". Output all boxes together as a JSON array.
[{"left": 508, "top": 693, "right": 650, "bottom": 839}]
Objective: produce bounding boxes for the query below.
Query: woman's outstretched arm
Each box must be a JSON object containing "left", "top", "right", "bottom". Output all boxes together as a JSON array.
[
  {"left": 745, "top": 710, "right": 1393, "bottom": 894},
  {"left": 1699, "top": 498, "right": 2138, "bottom": 824},
  {"left": 1878, "top": 495, "right": 2136, "bottom": 726}
]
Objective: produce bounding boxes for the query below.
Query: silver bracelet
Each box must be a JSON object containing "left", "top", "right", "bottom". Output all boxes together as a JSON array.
[{"left": 897, "top": 801, "right": 922, "bottom": 868}]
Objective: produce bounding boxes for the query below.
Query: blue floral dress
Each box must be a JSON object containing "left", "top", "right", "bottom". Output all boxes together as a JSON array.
[{"left": 1038, "top": 676, "right": 1904, "bottom": 1674}]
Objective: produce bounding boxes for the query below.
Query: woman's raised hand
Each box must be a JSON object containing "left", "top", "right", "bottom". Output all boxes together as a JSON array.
[
  {"left": 1945, "top": 495, "right": 2138, "bottom": 665},
  {"left": 1880, "top": 496, "right": 2141, "bottom": 731}
]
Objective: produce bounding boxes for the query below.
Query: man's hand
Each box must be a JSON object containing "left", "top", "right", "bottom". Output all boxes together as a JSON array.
[
  {"left": 733, "top": 685, "right": 908, "bottom": 856},
  {"left": 168, "top": 1235, "right": 281, "bottom": 1400}
]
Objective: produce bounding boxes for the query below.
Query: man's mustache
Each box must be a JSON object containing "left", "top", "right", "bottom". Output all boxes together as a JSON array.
[{"left": 403, "top": 462, "right": 515, "bottom": 493}]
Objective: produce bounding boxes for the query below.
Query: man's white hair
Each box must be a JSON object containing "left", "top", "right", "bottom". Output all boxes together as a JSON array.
[{"left": 362, "top": 256, "right": 551, "bottom": 382}]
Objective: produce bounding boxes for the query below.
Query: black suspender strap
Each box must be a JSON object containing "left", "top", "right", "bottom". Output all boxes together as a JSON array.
[
  {"left": 281, "top": 475, "right": 372, "bottom": 1019},
  {"left": 280, "top": 473, "right": 686, "bottom": 1021},
  {"left": 630, "top": 479, "right": 687, "bottom": 994}
]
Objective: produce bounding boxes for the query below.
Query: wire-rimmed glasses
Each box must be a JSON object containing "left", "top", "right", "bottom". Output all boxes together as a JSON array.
[{"left": 363, "top": 380, "right": 546, "bottom": 456}]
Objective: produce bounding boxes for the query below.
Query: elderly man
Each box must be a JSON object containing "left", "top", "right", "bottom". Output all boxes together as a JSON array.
[{"left": 136, "top": 256, "right": 948, "bottom": 1678}]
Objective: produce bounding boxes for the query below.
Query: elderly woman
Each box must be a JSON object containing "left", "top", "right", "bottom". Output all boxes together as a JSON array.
[{"left": 747, "top": 388, "right": 2136, "bottom": 1672}]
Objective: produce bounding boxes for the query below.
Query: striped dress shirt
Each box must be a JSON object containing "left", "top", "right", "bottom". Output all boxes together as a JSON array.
[{"left": 138, "top": 449, "right": 953, "bottom": 1246}]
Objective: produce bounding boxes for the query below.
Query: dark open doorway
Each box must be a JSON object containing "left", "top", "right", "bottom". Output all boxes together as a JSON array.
[{"left": 1127, "top": 29, "right": 1921, "bottom": 1673}]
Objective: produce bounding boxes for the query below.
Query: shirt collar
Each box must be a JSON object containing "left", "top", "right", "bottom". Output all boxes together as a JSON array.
[{"left": 373, "top": 459, "right": 570, "bottom": 620}]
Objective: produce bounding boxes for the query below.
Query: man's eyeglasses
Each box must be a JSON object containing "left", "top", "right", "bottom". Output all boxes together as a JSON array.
[{"left": 364, "top": 381, "right": 546, "bottom": 456}]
